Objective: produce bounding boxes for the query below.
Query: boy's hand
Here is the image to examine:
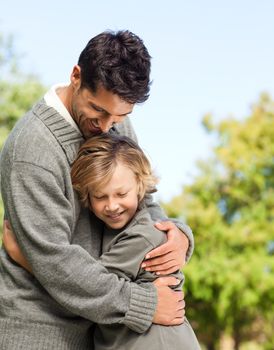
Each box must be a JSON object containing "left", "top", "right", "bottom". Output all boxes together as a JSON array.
[
  {"left": 153, "top": 276, "right": 185, "bottom": 325},
  {"left": 142, "top": 221, "right": 189, "bottom": 274},
  {"left": 2, "top": 220, "right": 32, "bottom": 273}
]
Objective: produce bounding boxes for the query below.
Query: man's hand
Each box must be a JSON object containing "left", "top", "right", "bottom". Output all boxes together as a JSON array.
[
  {"left": 153, "top": 276, "right": 185, "bottom": 325},
  {"left": 142, "top": 221, "right": 189, "bottom": 274},
  {"left": 2, "top": 220, "right": 32, "bottom": 273}
]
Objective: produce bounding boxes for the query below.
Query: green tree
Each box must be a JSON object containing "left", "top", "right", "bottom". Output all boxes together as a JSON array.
[
  {"left": 0, "top": 32, "right": 46, "bottom": 241},
  {"left": 164, "top": 94, "right": 274, "bottom": 350}
]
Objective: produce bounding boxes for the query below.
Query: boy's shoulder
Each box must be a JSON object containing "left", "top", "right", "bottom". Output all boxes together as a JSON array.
[{"left": 125, "top": 207, "right": 167, "bottom": 248}]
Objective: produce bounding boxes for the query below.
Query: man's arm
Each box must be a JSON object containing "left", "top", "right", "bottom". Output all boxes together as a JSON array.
[
  {"left": 2, "top": 162, "right": 155, "bottom": 332},
  {"left": 141, "top": 221, "right": 191, "bottom": 275},
  {"left": 2, "top": 214, "right": 184, "bottom": 327},
  {"left": 2, "top": 162, "right": 184, "bottom": 332},
  {"left": 114, "top": 119, "right": 195, "bottom": 270},
  {"left": 143, "top": 194, "right": 194, "bottom": 264}
]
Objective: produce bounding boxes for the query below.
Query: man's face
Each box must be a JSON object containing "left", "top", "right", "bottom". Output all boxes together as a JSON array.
[{"left": 68, "top": 66, "right": 134, "bottom": 138}]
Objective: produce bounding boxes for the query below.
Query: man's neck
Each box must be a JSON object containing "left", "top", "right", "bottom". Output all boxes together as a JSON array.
[{"left": 56, "top": 85, "right": 73, "bottom": 120}]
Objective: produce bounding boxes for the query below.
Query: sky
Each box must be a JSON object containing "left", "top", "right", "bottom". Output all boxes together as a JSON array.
[{"left": 1, "top": 0, "right": 274, "bottom": 201}]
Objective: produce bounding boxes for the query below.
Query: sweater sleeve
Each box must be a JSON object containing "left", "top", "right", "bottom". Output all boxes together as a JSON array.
[
  {"left": 115, "top": 117, "right": 194, "bottom": 262},
  {"left": 5, "top": 161, "right": 156, "bottom": 333}
]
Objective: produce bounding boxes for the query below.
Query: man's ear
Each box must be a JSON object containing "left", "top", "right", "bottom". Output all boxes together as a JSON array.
[{"left": 70, "top": 65, "right": 81, "bottom": 89}]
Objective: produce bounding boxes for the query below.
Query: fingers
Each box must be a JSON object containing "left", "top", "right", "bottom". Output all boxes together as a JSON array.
[
  {"left": 153, "top": 260, "right": 180, "bottom": 274},
  {"left": 143, "top": 251, "right": 176, "bottom": 268},
  {"left": 168, "top": 296, "right": 186, "bottom": 325},
  {"left": 145, "top": 240, "right": 172, "bottom": 260},
  {"left": 154, "top": 221, "right": 176, "bottom": 231},
  {"left": 143, "top": 259, "right": 180, "bottom": 274},
  {"left": 149, "top": 222, "right": 176, "bottom": 259},
  {"left": 153, "top": 276, "right": 182, "bottom": 287},
  {"left": 142, "top": 251, "right": 184, "bottom": 273},
  {"left": 179, "top": 298, "right": 186, "bottom": 308},
  {"left": 2, "top": 220, "right": 15, "bottom": 245},
  {"left": 153, "top": 287, "right": 185, "bottom": 326},
  {"left": 145, "top": 221, "right": 188, "bottom": 273},
  {"left": 3, "top": 220, "right": 8, "bottom": 237},
  {"left": 155, "top": 266, "right": 182, "bottom": 275},
  {"left": 2, "top": 229, "right": 8, "bottom": 250},
  {"left": 170, "top": 311, "right": 185, "bottom": 325},
  {"left": 4, "top": 220, "right": 12, "bottom": 230},
  {"left": 2, "top": 222, "right": 12, "bottom": 250},
  {"left": 3, "top": 220, "right": 13, "bottom": 238},
  {"left": 170, "top": 318, "right": 184, "bottom": 325}
]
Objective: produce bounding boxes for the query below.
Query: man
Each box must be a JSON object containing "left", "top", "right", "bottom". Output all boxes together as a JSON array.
[{"left": 0, "top": 30, "right": 194, "bottom": 349}]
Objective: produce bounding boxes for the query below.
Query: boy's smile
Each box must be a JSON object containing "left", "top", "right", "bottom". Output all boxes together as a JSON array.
[{"left": 89, "top": 162, "right": 139, "bottom": 229}]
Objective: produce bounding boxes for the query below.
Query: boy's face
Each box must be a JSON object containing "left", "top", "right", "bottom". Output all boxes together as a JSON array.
[{"left": 89, "top": 162, "right": 139, "bottom": 229}]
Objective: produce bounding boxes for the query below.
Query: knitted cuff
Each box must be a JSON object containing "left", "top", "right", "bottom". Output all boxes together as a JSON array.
[{"left": 123, "top": 283, "right": 157, "bottom": 333}]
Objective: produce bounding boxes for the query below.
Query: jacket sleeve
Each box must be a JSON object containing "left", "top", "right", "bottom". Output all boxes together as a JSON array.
[
  {"left": 4, "top": 161, "right": 156, "bottom": 333},
  {"left": 115, "top": 117, "right": 194, "bottom": 262},
  {"left": 99, "top": 225, "right": 184, "bottom": 288},
  {"left": 99, "top": 229, "right": 158, "bottom": 281}
]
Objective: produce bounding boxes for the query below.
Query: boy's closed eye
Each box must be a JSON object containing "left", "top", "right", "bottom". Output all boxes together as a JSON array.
[
  {"left": 117, "top": 192, "right": 128, "bottom": 198},
  {"left": 93, "top": 194, "right": 107, "bottom": 200}
]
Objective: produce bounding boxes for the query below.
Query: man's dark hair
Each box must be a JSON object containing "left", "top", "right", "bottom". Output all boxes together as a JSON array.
[{"left": 78, "top": 30, "right": 151, "bottom": 104}]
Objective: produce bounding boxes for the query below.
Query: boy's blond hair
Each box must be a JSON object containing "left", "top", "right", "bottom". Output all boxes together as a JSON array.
[{"left": 71, "top": 134, "right": 158, "bottom": 207}]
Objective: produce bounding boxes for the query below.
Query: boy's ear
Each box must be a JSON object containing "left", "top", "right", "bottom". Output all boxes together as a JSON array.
[{"left": 137, "top": 182, "right": 145, "bottom": 202}]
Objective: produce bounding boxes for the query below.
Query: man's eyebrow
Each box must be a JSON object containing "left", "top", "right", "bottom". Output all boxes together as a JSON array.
[
  {"left": 90, "top": 102, "right": 106, "bottom": 113},
  {"left": 118, "top": 110, "right": 132, "bottom": 117},
  {"left": 90, "top": 102, "right": 132, "bottom": 117}
]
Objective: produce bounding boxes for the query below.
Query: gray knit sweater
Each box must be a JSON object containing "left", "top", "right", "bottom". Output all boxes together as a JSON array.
[{"left": 0, "top": 99, "right": 194, "bottom": 349}]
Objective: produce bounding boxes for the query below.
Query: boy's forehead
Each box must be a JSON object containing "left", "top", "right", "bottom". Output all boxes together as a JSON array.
[
  {"left": 94, "top": 184, "right": 130, "bottom": 194},
  {"left": 91, "top": 162, "right": 137, "bottom": 194}
]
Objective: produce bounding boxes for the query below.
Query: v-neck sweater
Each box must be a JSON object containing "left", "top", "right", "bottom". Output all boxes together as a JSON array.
[{"left": 0, "top": 99, "right": 194, "bottom": 349}]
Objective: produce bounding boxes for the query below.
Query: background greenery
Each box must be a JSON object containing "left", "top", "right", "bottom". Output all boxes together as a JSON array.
[
  {"left": 163, "top": 94, "right": 274, "bottom": 349},
  {"left": 0, "top": 32, "right": 273, "bottom": 350}
]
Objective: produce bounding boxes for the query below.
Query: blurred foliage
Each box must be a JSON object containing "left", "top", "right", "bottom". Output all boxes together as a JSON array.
[
  {"left": 0, "top": 32, "right": 46, "bottom": 241},
  {"left": 163, "top": 93, "right": 274, "bottom": 350}
]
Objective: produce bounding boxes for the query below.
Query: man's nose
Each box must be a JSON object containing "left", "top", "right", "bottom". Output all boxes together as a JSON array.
[{"left": 99, "top": 118, "right": 116, "bottom": 132}]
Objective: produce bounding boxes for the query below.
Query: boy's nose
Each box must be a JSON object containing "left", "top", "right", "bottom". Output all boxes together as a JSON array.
[{"left": 106, "top": 200, "right": 119, "bottom": 212}]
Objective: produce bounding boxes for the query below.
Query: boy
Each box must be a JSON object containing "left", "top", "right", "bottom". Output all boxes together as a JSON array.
[{"left": 71, "top": 134, "right": 200, "bottom": 349}]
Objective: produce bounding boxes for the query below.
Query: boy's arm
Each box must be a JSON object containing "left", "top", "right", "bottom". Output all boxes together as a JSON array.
[
  {"left": 2, "top": 220, "right": 32, "bottom": 273},
  {"left": 99, "top": 226, "right": 185, "bottom": 325}
]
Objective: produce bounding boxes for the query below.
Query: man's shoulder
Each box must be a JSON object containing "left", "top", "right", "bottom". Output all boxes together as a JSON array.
[
  {"left": 1, "top": 99, "right": 83, "bottom": 169},
  {"left": 4, "top": 100, "right": 55, "bottom": 147}
]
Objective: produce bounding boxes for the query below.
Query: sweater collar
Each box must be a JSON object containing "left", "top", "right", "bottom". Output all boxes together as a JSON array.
[
  {"left": 32, "top": 99, "right": 121, "bottom": 166},
  {"left": 33, "top": 99, "right": 84, "bottom": 165}
]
